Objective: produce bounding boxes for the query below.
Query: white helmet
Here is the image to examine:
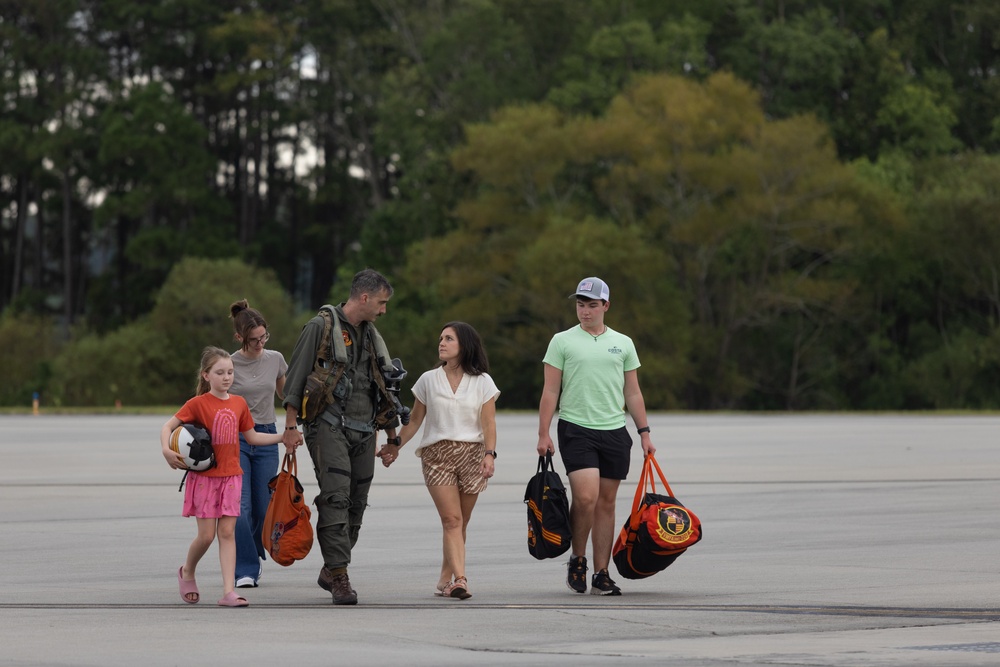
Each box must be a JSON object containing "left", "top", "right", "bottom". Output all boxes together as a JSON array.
[{"left": 169, "top": 423, "right": 215, "bottom": 472}]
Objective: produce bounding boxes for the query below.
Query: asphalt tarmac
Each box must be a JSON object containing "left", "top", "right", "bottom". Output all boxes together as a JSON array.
[{"left": 0, "top": 413, "right": 998, "bottom": 666}]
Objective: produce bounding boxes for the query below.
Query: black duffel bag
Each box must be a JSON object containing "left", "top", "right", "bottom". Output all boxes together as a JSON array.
[{"left": 524, "top": 453, "right": 572, "bottom": 560}]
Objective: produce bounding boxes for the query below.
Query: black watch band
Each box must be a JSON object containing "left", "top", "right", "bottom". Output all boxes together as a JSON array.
[
  {"left": 386, "top": 437, "right": 401, "bottom": 446},
  {"left": 637, "top": 426, "right": 651, "bottom": 435},
  {"left": 484, "top": 450, "right": 497, "bottom": 458}
]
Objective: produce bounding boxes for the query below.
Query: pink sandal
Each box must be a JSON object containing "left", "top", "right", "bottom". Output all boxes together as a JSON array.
[
  {"left": 217, "top": 591, "right": 249, "bottom": 607},
  {"left": 178, "top": 566, "right": 199, "bottom": 604}
]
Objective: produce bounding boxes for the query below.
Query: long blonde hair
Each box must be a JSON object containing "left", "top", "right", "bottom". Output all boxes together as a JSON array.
[{"left": 196, "top": 346, "right": 231, "bottom": 395}]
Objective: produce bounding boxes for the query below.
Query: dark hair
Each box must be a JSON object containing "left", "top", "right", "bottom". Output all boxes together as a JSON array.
[
  {"left": 196, "top": 346, "right": 231, "bottom": 395},
  {"left": 350, "top": 269, "right": 393, "bottom": 300},
  {"left": 439, "top": 321, "right": 489, "bottom": 376},
  {"left": 229, "top": 299, "right": 268, "bottom": 351}
]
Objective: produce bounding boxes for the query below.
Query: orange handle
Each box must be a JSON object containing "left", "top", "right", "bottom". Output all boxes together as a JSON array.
[
  {"left": 283, "top": 451, "right": 297, "bottom": 477},
  {"left": 627, "top": 454, "right": 676, "bottom": 531}
]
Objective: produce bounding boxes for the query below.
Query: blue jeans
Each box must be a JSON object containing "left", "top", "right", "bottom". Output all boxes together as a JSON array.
[{"left": 235, "top": 423, "right": 280, "bottom": 582}]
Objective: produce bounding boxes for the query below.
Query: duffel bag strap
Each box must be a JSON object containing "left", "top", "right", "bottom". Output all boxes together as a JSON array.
[
  {"left": 283, "top": 451, "right": 297, "bottom": 477},
  {"left": 627, "top": 457, "right": 652, "bottom": 532},
  {"left": 646, "top": 453, "right": 675, "bottom": 497}
]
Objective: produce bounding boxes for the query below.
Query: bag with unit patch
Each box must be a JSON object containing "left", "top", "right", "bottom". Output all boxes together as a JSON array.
[
  {"left": 524, "top": 453, "right": 572, "bottom": 560},
  {"left": 263, "top": 452, "right": 313, "bottom": 566},
  {"left": 612, "top": 453, "right": 702, "bottom": 579}
]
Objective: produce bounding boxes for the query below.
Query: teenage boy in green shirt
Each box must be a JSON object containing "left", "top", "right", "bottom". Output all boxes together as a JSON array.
[{"left": 537, "top": 277, "right": 656, "bottom": 595}]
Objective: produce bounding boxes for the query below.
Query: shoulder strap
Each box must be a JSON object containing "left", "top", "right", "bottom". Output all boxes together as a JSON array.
[
  {"left": 318, "top": 304, "right": 349, "bottom": 364},
  {"left": 366, "top": 323, "right": 395, "bottom": 372}
]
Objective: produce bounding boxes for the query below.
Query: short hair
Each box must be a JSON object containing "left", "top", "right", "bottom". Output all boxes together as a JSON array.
[
  {"left": 196, "top": 346, "right": 231, "bottom": 395},
  {"left": 350, "top": 268, "right": 394, "bottom": 300},
  {"left": 439, "top": 321, "right": 490, "bottom": 376},
  {"left": 229, "top": 299, "right": 268, "bottom": 351}
]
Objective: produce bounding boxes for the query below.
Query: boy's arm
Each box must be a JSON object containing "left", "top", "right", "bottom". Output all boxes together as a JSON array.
[
  {"left": 537, "top": 363, "right": 562, "bottom": 455},
  {"left": 623, "top": 369, "right": 655, "bottom": 456}
]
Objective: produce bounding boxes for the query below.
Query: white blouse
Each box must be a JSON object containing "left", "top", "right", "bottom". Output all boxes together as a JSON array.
[{"left": 411, "top": 367, "right": 500, "bottom": 456}]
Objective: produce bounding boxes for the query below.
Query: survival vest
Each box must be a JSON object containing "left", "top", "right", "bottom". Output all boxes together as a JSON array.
[{"left": 299, "top": 304, "right": 400, "bottom": 430}]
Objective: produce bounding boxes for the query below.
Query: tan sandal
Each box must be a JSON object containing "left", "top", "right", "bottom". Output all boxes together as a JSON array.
[{"left": 443, "top": 576, "right": 471, "bottom": 600}]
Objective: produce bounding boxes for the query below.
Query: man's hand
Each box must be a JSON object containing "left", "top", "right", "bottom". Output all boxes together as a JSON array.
[
  {"left": 282, "top": 427, "right": 302, "bottom": 452},
  {"left": 376, "top": 442, "right": 400, "bottom": 468},
  {"left": 640, "top": 432, "right": 656, "bottom": 456}
]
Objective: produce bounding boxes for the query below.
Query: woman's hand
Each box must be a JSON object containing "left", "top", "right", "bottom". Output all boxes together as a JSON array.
[
  {"left": 480, "top": 453, "right": 495, "bottom": 479},
  {"left": 376, "top": 442, "right": 401, "bottom": 468}
]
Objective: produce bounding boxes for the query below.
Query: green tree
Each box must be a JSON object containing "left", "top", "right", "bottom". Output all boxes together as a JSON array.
[
  {"left": 0, "top": 0, "right": 105, "bottom": 326},
  {"left": 434, "top": 72, "right": 877, "bottom": 409},
  {"left": 0, "top": 311, "right": 62, "bottom": 405},
  {"left": 52, "top": 257, "right": 302, "bottom": 406},
  {"left": 584, "top": 73, "right": 868, "bottom": 407},
  {"left": 89, "top": 82, "right": 227, "bottom": 331}
]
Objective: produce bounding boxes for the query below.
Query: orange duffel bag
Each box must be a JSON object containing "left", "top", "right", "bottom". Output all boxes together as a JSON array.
[
  {"left": 613, "top": 453, "right": 702, "bottom": 580},
  {"left": 263, "top": 452, "right": 313, "bottom": 566}
]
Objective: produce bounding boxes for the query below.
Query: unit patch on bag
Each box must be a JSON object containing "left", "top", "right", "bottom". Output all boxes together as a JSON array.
[
  {"left": 613, "top": 454, "right": 702, "bottom": 580},
  {"left": 651, "top": 505, "right": 694, "bottom": 544}
]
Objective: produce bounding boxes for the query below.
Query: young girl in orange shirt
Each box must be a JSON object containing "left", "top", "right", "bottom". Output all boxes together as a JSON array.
[{"left": 160, "top": 346, "right": 284, "bottom": 607}]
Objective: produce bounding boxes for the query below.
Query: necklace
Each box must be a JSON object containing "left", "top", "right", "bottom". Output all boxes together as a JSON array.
[
  {"left": 587, "top": 325, "right": 607, "bottom": 342},
  {"left": 244, "top": 352, "right": 264, "bottom": 378},
  {"left": 444, "top": 366, "right": 463, "bottom": 392}
]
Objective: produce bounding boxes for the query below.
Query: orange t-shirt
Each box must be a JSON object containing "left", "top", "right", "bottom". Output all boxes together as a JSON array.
[{"left": 175, "top": 393, "right": 253, "bottom": 477}]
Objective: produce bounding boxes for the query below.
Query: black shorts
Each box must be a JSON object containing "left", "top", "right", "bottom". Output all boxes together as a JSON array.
[{"left": 557, "top": 419, "right": 632, "bottom": 480}]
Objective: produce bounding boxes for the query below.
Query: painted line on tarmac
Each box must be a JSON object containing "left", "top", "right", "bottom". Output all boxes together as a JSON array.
[
  {"left": 0, "top": 603, "right": 996, "bottom": 620},
  {"left": 3, "top": 478, "right": 1000, "bottom": 488}
]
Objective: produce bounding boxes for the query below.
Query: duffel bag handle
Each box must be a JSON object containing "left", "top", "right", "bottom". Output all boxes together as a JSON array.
[
  {"left": 283, "top": 451, "right": 298, "bottom": 477},
  {"left": 627, "top": 454, "right": 677, "bottom": 531},
  {"left": 536, "top": 452, "right": 557, "bottom": 475},
  {"left": 646, "top": 453, "right": 674, "bottom": 497}
]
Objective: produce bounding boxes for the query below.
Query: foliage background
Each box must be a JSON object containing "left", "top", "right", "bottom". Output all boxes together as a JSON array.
[{"left": 2, "top": 0, "right": 1000, "bottom": 410}]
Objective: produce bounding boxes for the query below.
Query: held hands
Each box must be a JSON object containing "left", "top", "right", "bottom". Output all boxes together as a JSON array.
[
  {"left": 375, "top": 442, "right": 400, "bottom": 468},
  {"left": 282, "top": 426, "right": 303, "bottom": 453}
]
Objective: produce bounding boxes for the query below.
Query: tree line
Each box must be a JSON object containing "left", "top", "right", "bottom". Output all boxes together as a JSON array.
[{"left": 1, "top": 0, "right": 999, "bottom": 410}]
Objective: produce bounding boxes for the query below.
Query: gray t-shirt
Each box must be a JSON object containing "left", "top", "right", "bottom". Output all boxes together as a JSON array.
[{"left": 231, "top": 348, "right": 288, "bottom": 425}]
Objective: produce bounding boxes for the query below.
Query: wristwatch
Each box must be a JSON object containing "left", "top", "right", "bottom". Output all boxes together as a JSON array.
[
  {"left": 637, "top": 426, "right": 651, "bottom": 435},
  {"left": 484, "top": 450, "right": 497, "bottom": 458},
  {"left": 386, "top": 437, "right": 401, "bottom": 446}
]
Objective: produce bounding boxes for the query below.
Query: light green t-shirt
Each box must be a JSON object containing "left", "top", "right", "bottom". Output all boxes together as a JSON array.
[{"left": 542, "top": 325, "right": 640, "bottom": 430}]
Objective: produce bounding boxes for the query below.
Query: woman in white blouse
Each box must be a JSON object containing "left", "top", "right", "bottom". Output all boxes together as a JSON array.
[{"left": 377, "top": 321, "right": 500, "bottom": 600}]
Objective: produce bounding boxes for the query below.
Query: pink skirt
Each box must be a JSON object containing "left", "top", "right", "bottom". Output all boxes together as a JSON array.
[{"left": 182, "top": 473, "right": 242, "bottom": 519}]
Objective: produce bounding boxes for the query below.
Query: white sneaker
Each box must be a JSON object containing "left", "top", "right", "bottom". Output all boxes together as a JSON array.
[{"left": 235, "top": 576, "right": 257, "bottom": 588}]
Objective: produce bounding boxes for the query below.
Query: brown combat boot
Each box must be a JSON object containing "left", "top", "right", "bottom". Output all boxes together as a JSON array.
[{"left": 329, "top": 572, "right": 358, "bottom": 605}]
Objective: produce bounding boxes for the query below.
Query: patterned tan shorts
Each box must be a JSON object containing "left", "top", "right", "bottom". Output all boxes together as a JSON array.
[{"left": 420, "top": 440, "right": 488, "bottom": 494}]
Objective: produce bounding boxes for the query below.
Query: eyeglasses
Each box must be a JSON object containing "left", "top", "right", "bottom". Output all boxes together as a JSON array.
[{"left": 247, "top": 332, "right": 270, "bottom": 346}]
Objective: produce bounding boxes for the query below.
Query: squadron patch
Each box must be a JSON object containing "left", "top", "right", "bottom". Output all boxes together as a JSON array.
[{"left": 655, "top": 506, "right": 693, "bottom": 544}]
